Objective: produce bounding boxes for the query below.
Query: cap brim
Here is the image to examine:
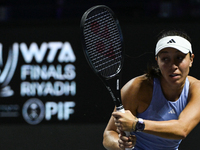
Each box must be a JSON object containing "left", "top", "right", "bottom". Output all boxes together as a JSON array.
[{"left": 156, "top": 45, "right": 190, "bottom": 55}]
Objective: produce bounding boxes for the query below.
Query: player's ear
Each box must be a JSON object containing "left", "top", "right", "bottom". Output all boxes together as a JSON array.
[
  {"left": 189, "top": 54, "right": 194, "bottom": 67},
  {"left": 155, "top": 56, "right": 158, "bottom": 61}
]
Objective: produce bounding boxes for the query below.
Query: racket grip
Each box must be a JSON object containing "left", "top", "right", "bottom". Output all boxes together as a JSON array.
[
  {"left": 116, "top": 106, "right": 134, "bottom": 150},
  {"left": 124, "top": 131, "right": 132, "bottom": 150}
]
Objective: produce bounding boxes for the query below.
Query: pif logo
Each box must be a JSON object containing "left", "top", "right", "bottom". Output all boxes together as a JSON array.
[
  {"left": 22, "top": 98, "right": 76, "bottom": 125},
  {"left": 22, "top": 98, "right": 45, "bottom": 125},
  {"left": 0, "top": 43, "right": 19, "bottom": 97}
]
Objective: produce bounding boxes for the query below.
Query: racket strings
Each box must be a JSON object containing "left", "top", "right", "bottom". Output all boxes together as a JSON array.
[
  {"left": 88, "top": 44, "right": 121, "bottom": 62},
  {"left": 83, "top": 8, "right": 122, "bottom": 78}
]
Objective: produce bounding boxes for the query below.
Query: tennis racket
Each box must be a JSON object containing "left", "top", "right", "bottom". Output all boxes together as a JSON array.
[{"left": 80, "top": 5, "right": 131, "bottom": 150}]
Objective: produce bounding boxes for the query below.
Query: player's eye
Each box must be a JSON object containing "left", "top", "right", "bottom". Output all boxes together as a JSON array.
[{"left": 161, "top": 57, "right": 169, "bottom": 62}]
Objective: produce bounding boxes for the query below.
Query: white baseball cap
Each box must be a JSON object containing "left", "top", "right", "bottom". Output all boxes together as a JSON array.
[{"left": 155, "top": 36, "right": 192, "bottom": 55}]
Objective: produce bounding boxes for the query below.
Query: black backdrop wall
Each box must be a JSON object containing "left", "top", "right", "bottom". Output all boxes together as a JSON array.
[{"left": 0, "top": 18, "right": 200, "bottom": 150}]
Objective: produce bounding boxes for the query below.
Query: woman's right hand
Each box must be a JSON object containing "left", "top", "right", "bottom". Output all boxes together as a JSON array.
[{"left": 118, "top": 129, "right": 136, "bottom": 150}]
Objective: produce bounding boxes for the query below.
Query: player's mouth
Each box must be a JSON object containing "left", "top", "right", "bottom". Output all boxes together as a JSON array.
[{"left": 169, "top": 74, "right": 180, "bottom": 78}]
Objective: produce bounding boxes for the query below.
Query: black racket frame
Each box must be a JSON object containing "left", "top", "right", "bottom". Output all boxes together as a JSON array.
[{"left": 80, "top": 5, "right": 125, "bottom": 110}]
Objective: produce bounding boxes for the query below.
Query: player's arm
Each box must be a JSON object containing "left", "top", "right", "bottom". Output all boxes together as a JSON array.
[
  {"left": 103, "top": 77, "right": 141, "bottom": 149},
  {"left": 103, "top": 107, "right": 122, "bottom": 150}
]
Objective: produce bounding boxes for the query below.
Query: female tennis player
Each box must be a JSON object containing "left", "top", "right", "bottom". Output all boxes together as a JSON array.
[{"left": 103, "top": 30, "right": 200, "bottom": 150}]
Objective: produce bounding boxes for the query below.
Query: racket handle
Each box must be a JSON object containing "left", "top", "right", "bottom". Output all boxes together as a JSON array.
[{"left": 116, "top": 106, "right": 134, "bottom": 150}]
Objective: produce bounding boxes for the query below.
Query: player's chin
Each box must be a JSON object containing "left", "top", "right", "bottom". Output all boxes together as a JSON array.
[
  {"left": 169, "top": 75, "right": 188, "bottom": 84},
  {"left": 167, "top": 75, "right": 182, "bottom": 83}
]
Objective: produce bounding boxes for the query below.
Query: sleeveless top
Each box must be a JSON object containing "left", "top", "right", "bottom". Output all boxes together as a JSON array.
[{"left": 131, "top": 77, "right": 189, "bottom": 150}]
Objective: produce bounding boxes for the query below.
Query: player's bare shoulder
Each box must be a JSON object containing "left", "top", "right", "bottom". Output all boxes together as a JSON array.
[
  {"left": 122, "top": 74, "right": 153, "bottom": 92},
  {"left": 188, "top": 76, "right": 200, "bottom": 100},
  {"left": 188, "top": 76, "right": 200, "bottom": 87},
  {"left": 121, "top": 74, "right": 153, "bottom": 112},
  {"left": 188, "top": 75, "right": 200, "bottom": 86}
]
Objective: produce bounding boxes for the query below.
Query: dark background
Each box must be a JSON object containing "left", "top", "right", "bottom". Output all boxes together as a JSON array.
[{"left": 0, "top": 0, "right": 200, "bottom": 150}]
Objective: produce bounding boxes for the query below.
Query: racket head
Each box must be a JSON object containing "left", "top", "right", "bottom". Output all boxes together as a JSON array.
[{"left": 80, "top": 5, "right": 124, "bottom": 80}]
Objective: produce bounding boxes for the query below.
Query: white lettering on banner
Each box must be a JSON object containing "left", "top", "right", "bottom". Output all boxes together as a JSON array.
[
  {"left": 58, "top": 42, "right": 76, "bottom": 63},
  {"left": 20, "top": 42, "right": 76, "bottom": 63},
  {"left": 0, "top": 41, "right": 77, "bottom": 123},
  {"left": 45, "top": 101, "right": 75, "bottom": 120},
  {"left": 20, "top": 81, "right": 76, "bottom": 96},
  {"left": 47, "top": 42, "right": 63, "bottom": 63},
  {"left": 20, "top": 42, "right": 47, "bottom": 63},
  {"left": 19, "top": 41, "right": 77, "bottom": 98},
  {"left": 21, "top": 64, "right": 76, "bottom": 80}
]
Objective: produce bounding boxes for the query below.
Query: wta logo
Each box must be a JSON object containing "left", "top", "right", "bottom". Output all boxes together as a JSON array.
[
  {"left": 0, "top": 41, "right": 76, "bottom": 97},
  {"left": 0, "top": 43, "right": 19, "bottom": 97}
]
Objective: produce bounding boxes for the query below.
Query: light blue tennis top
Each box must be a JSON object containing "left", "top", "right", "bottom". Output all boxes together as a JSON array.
[{"left": 131, "top": 77, "right": 189, "bottom": 150}]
